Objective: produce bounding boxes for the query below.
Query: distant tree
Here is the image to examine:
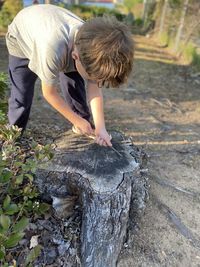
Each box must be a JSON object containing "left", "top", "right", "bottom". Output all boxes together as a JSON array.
[
  {"left": 142, "top": 0, "right": 156, "bottom": 25},
  {"left": 142, "top": 0, "right": 148, "bottom": 22},
  {"left": 0, "top": 0, "right": 22, "bottom": 29},
  {"left": 177, "top": 6, "right": 200, "bottom": 57},
  {"left": 174, "top": 0, "right": 189, "bottom": 53},
  {"left": 158, "top": 0, "right": 168, "bottom": 38}
]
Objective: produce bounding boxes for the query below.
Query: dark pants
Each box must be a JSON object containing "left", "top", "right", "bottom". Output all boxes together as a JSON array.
[{"left": 8, "top": 55, "right": 90, "bottom": 130}]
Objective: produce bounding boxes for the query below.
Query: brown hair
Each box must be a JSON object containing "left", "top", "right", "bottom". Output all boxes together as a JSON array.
[{"left": 75, "top": 16, "right": 134, "bottom": 87}]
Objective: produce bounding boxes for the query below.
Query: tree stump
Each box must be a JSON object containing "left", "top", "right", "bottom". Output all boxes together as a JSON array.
[{"left": 35, "top": 131, "right": 148, "bottom": 267}]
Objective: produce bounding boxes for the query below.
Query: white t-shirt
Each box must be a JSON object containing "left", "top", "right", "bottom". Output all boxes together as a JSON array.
[{"left": 6, "top": 4, "right": 83, "bottom": 85}]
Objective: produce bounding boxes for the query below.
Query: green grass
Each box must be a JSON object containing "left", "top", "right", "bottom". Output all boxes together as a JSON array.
[
  {"left": 191, "top": 48, "right": 200, "bottom": 70},
  {"left": 159, "top": 31, "right": 170, "bottom": 46}
]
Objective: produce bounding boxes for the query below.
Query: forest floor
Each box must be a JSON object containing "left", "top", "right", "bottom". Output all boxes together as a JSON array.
[{"left": 1, "top": 35, "right": 200, "bottom": 267}]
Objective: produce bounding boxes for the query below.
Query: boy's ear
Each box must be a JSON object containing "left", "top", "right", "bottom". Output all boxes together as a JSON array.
[{"left": 72, "top": 50, "right": 79, "bottom": 61}]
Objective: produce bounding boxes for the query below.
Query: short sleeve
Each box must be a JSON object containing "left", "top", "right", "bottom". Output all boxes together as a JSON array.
[{"left": 28, "top": 39, "right": 67, "bottom": 86}]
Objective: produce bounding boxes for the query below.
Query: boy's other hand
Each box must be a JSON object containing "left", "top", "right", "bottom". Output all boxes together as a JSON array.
[{"left": 95, "top": 128, "right": 112, "bottom": 147}]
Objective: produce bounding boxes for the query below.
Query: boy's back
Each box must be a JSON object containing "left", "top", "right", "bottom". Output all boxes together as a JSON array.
[{"left": 6, "top": 4, "right": 83, "bottom": 84}]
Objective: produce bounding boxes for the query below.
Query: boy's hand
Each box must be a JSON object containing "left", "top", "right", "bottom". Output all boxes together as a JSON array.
[
  {"left": 95, "top": 128, "right": 112, "bottom": 147},
  {"left": 74, "top": 117, "right": 94, "bottom": 136}
]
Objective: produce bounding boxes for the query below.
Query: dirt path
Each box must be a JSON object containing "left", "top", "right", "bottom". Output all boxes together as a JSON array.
[{"left": 1, "top": 35, "right": 200, "bottom": 267}]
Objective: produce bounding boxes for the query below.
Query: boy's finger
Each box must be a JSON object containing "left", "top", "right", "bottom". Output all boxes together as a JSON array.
[
  {"left": 86, "top": 125, "right": 94, "bottom": 136},
  {"left": 106, "top": 138, "right": 112, "bottom": 147},
  {"left": 99, "top": 138, "right": 104, "bottom": 146},
  {"left": 95, "top": 136, "right": 100, "bottom": 144},
  {"left": 96, "top": 137, "right": 105, "bottom": 146},
  {"left": 102, "top": 141, "right": 107, "bottom": 147}
]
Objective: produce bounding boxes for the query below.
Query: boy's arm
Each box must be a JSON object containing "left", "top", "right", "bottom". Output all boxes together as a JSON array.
[
  {"left": 87, "top": 81, "right": 112, "bottom": 147},
  {"left": 41, "top": 82, "right": 93, "bottom": 135}
]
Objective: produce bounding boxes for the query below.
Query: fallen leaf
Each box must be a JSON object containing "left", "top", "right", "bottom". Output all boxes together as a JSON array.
[{"left": 30, "top": 235, "right": 40, "bottom": 249}]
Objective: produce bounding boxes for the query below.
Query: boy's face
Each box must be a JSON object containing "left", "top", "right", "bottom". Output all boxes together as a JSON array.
[
  {"left": 72, "top": 47, "right": 91, "bottom": 80},
  {"left": 72, "top": 46, "right": 103, "bottom": 87}
]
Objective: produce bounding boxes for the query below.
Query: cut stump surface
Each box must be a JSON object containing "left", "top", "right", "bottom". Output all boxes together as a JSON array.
[{"left": 35, "top": 131, "right": 148, "bottom": 267}]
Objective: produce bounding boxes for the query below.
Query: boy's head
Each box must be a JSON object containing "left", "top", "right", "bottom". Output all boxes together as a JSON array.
[{"left": 72, "top": 16, "right": 134, "bottom": 87}]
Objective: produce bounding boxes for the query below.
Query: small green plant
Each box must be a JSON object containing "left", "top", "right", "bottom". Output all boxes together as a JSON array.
[
  {"left": 191, "top": 48, "right": 200, "bottom": 70},
  {"left": 0, "top": 73, "right": 54, "bottom": 265},
  {"left": 134, "top": 18, "right": 143, "bottom": 26},
  {"left": 180, "top": 42, "right": 200, "bottom": 70},
  {"left": 0, "top": 111, "right": 6, "bottom": 125},
  {"left": 0, "top": 124, "right": 54, "bottom": 265}
]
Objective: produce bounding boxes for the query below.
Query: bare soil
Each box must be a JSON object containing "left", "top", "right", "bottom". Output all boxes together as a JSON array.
[{"left": 1, "top": 35, "right": 200, "bottom": 267}]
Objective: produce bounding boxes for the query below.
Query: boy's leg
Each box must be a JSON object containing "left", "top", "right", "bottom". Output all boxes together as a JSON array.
[
  {"left": 59, "top": 71, "right": 91, "bottom": 122},
  {"left": 8, "top": 55, "right": 38, "bottom": 130}
]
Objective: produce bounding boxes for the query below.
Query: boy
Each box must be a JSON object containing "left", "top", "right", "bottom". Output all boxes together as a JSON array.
[{"left": 6, "top": 4, "right": 134, "bottom": 146}]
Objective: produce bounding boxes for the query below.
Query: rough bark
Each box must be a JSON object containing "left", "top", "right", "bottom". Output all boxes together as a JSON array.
[
  {"left": 35, "top": 131, "right": 148, "bottom": 267},
  {"left": 142, "top": 0, "right": 148, "bottom": 23},
  {"left": 174, "top": 0, "right": 189, "bottom": 53},
  {"left": 158, "top": 0, "right": 168, "bottom": 38}
]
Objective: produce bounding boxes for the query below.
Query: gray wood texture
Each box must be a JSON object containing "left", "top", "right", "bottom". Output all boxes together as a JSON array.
[{"left": 35, "top": 131, "right": 148, "bottom": 267}]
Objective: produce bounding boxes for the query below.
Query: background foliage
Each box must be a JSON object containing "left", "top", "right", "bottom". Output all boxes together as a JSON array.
[
  {"left": 0, "top": 0, "right": 22, "bottom": 30},
  {"left": 66, "top": 4, "right": 126, "bottom": 21}
]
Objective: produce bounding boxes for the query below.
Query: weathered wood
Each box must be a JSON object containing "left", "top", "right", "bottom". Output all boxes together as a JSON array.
[{"left": 35, "top": 131, "right": 148, "bottom": 267}]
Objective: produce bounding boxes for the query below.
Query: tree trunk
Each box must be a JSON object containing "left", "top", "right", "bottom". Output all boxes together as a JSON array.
[
  {"left": 142, "top": 0, "right": 148, "bottom": 23},
  {"left": 35, "top": 130, "right": 148, "bottom": 266},
  {"left": 177, "top": 18, "right": 200, "bottom": 58},
  {"left": 174, "top": 0, "right": 189, "bottom": 53},
  {"left": 158, "top": 0, "right": 168, "bottom": 38}
]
